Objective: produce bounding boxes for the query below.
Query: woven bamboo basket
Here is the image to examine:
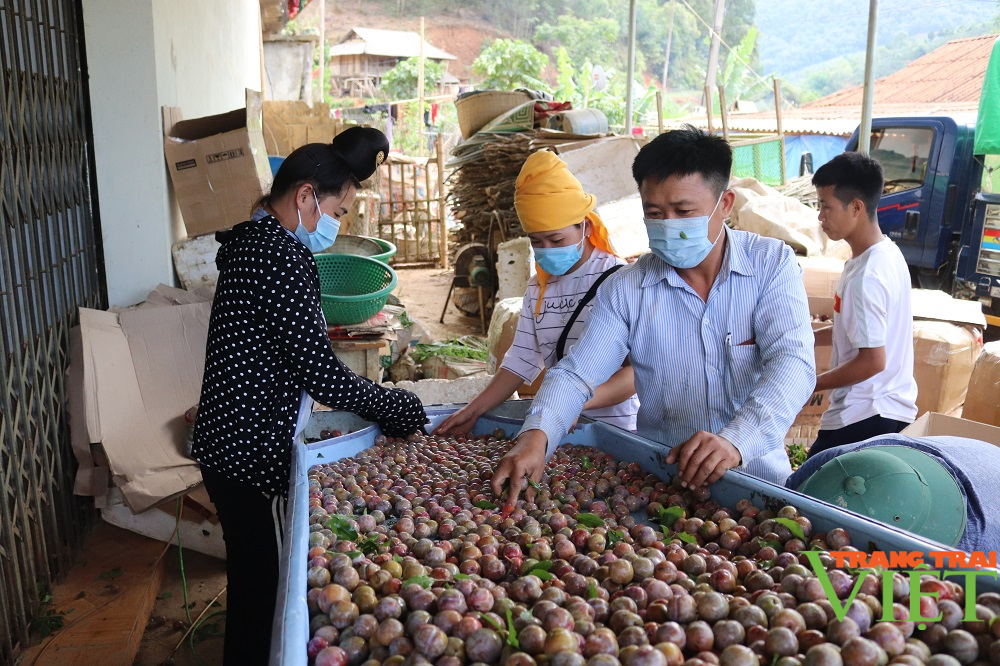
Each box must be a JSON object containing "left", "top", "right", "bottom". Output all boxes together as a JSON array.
[{"left": 455, "top": 90, "right": 533, "bottom": 139}]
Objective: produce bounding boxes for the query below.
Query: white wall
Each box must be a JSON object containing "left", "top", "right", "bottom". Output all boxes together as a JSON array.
[{"left": 82, "top": 0, "right": 262, "bottom": 307}]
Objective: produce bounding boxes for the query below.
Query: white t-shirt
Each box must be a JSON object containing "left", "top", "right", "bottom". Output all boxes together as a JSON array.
[
  {"left": 501, "top": 248, "right": 640, "bottom": 430},
  {"left": 820, "top": 237, "right": 918, "bottom": 430}
]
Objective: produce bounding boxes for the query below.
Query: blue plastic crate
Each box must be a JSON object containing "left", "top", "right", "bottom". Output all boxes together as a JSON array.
[{"left": 271, "top": 400, "right": 1000, "bottom": 665}]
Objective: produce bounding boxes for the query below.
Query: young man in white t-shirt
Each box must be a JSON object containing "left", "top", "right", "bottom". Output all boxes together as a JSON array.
[{"left": 807, "top": 152, "right": 918, "bottom": 460}]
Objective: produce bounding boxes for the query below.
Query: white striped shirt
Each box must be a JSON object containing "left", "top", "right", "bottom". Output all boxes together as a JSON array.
[
  {"left": 520, "top": 229, "right": 816, "bottom": 486},
  {"left": 500, "top": 249, "right": 639, "bottom": 430}
]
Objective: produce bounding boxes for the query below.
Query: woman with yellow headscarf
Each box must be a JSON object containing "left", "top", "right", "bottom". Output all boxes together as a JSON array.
[{"left": 435, "top": 150, "right": 639, "bottom": 436}]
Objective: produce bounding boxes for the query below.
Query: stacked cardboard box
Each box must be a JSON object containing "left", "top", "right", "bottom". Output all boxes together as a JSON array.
[
  {"left": 962, "top": 341, "right": 1000, "bottom": 427},
  {"left": 162, "top": 89, "right": 272, "bottom": 238},
  {"left": 901, "top": 411, "right": 1000, "bottom": 447}
]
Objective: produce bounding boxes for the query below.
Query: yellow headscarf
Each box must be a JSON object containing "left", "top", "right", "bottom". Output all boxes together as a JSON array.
[{"left": 514, "top": 150, "right": 618, "bottom": 316}]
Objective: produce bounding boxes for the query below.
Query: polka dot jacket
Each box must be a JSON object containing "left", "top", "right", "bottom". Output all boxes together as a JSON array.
[{"left": 192, "top": 215, "right": 427, "bottom": 496}]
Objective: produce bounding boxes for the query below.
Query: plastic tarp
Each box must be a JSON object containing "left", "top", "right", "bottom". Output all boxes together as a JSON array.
[
  {"left": 730, "top": 177, "right": 852, "bottom": 260},
  {"left": 975, "top": 36, "right": 1000, "bottom": 155},
  {"left": 784, "top": 134, "right": 850, "bottom": 177}
]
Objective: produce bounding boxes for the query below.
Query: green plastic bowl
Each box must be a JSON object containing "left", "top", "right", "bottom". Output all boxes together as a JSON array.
[
  {"left": 316, "top": 234, "right": 397, "bottom": 265},
  {"left": 364, "top": 236, "right": 397, "bottom": 265},
  {"left": 315, "top": 254, "right": 398, "bottom": 325}
]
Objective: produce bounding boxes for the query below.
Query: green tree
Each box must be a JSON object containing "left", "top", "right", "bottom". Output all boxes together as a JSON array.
[
  {"left": 472, "top": 38, "right": 550, "bottom": 91},
  {"left": 534, "top": 15, "right": 621, "bottom": 71},
  {"left": 380, "top": 56, "right": 444, "bottom": 100},
  {"left": 718, "top": 27, "right": 773, "bottom": 108}
]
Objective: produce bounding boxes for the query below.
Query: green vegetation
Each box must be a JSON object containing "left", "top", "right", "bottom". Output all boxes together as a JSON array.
[
  {"left": 344, "top": 0, "right": 1000, "bottom": 114},
  {"left": 410, "top": 336, "right": 488, "bottom": 363},
  {"left": 381, "top": 56, "right": 445, "bottom": 100},
  {"left": 472, "top": 38, "right": 550, "bottom": 92}
]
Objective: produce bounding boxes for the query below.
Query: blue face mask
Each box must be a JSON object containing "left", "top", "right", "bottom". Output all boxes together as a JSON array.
[
  {"left": 533, "top": 223, "right": 586, "bottom": 275},
  {"left": 644, "top": 194, "right": 725, "bottom": 269},
  {"left": 295, "top": 192, "right": 341, "bottom": 253}
]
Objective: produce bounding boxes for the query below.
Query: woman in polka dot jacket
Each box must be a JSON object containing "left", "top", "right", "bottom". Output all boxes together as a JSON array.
[{"left": 192, "top": 127, "right": 427, "bottom": 665}]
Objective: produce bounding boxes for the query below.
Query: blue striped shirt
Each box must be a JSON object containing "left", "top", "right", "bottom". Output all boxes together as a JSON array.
[{"left": 520, "top": 229, "right": 816, "bottom": 485}]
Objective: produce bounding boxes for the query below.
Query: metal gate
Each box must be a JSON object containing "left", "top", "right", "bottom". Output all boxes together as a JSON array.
[{"left": 0, "top": 0, "right": 103, "bottom": 660}]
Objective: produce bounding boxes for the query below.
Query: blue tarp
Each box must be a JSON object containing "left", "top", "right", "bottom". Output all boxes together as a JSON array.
[{"left": 784, "top": 134, "right": 850, "bottom": 178}]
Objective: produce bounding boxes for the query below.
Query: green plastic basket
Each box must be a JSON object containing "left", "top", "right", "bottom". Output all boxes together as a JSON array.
[{"left": 315, "top": 254, "right": 398, "bottom": 325}]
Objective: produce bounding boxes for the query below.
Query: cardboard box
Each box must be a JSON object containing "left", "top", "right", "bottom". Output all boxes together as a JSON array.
[
  {"left": 912, "top": 320, "right": 982, "bottom": 416},
  {"left": 262, "top": 99, "right": 348, "bottom": 157},
  {"left": 901, "top": 411, "right": 1000, "bottom": 448},
  {"left": 797, "top": 257, "right": 844, "bottom": 417},
  {"left": 163, "top": 89, "right": 272, "bottom": 238},
  {"left": 70, "top": 285, "right": 212, "bottom": 512},
  {"left": 910, "top": 291, "right": 986, "bottom": 417},
  {"left": 962, "top": 341, "right": 1000, "bottom": 427}
]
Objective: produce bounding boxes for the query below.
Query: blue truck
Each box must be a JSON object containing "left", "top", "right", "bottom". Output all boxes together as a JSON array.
[
  {"left": 843, "top": 117, "right": 1000, "bottom": 315},
  {"left": 840, "top": 36, "right": 1000, "bottom": 316}
]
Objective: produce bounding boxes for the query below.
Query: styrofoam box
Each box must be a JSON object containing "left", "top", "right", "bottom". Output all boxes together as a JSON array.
[{"left": 271, "top": 402, "right": 1000, "bottom": 665}]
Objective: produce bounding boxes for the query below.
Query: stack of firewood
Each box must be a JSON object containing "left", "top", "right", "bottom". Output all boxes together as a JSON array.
[{"left": 448, "top": 133, "right": 535, "bottom": 247}]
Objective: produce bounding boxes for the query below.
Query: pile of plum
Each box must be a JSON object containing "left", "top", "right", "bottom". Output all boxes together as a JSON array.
[{"left": 304, "top": 432, "right": 1000, "bottom": 666}]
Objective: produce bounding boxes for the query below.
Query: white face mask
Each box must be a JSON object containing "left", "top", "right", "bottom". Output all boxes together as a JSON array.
[
  {"left": 643, "top": 193, "right": 725, "bottom": 268},
  {"left": 295, "top": 192, "right": 341, "bottom": 253}
]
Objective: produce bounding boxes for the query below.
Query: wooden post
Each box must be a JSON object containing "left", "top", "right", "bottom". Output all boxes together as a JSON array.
[
  {"left": 704, "top": 86, "right": 714, "bottom": 135},
  {"left": 656, "top": 90, "right": 664, "bottom": 135},
  {"left": 704, "top": 0, "right": 725, "bottom": 110},
  {"left": 437, "top": 134, "right": 448, "bottom": 269},
  {"left": 318, "top": 0, "right": 325, "bottom": 104},
  {"left": 425, "top": 156, "right": 432, "bottom": 260},
  {"left": 774, "top": 78, "right": 787, "bottom": 185},
  {"left": 717, "top": 84, "right": 729, "bottom": 142},
  {"left": 661, "top": 0, "right": 676, "bottom": 91},
  {"left": 417, "top": 16, "right": 426, "bottom": 157},
  {"left": 257, "top": 4, "right": 267, "bottom": 100},
  {"left": 624, "top": 0, "right": 638, "bottom": 134},
  {"left": 386, "top": 161, "right": 394, "bottom": 259},
  {"left": 400, "top": 161, "right": 408, "bottom": 262}
]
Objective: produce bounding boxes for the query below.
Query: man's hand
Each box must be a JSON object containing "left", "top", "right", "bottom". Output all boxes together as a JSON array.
[
  {"left": 666, "top": 431, "right": 742, "bottom": 489},
  {"left": 491, "top": 430, "right": 548, "bottom": 507},
  {"left": 432, "top": 404, "right": 479, "bottom": 436}
]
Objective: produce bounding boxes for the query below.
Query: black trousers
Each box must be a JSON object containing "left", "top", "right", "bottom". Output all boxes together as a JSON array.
[
  {"left": 201, "top": 466, "right": 286, "bottom": 666},
  {"left": 807, "top": 414, "right": 910, "bottom": 460}
]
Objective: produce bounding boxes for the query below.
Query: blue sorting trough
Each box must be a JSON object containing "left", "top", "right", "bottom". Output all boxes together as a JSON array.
[{"left": 271, "top": 400, "right": 999, "bottom": 665}]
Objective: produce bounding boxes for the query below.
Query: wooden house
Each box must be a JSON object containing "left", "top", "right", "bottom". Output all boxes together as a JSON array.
[{"left": 328, "top": 27, "right": 458, "bottom": 98}]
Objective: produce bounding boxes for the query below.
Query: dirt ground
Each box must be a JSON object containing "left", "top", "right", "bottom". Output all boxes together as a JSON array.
[
  {"left": 393, "top": 266, "right": 487, "bottom": 342},
  {"left": 133, "top": 547, "right": 227, "bottom": 666}
]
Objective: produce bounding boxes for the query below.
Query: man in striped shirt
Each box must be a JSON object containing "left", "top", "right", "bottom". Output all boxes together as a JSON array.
[{"left": 492, "top": 126, "right": 816, "bottom": 503}]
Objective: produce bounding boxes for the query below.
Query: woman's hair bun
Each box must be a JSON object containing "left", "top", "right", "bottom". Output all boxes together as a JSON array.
[{"left": 330, "top": 126, "right": 390, "bottom": 181}]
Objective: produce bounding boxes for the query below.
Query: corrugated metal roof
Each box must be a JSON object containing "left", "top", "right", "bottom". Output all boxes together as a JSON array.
[
  {"left": 675, "top": 101, "right": 981, "bottom": 137},
  {"left": 328, "top": 27, "right": 457, "bottom": 61},
  {"left": 807, "top": 34, "right": 998, "bottom": 108},
  {"left": 672, "top": 34, "right": 996, "bottom": 137}
]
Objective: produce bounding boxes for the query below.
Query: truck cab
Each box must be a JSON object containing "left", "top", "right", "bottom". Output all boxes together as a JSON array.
[{"left": 845, "top": 116, "right": 982, "bottom": 290}]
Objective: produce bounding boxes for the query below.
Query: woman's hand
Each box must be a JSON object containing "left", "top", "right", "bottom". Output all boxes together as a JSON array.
[
  {"left": 377, "top": 388, "right": 428, "bottom": 437},
  {"left": 432, "top": 404, "right": 480, "bottom": 436}
]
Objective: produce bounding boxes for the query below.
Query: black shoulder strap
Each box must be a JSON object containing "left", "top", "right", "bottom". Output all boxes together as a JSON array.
[{"left": 556, "top": 264, "right": 623, "bottom": 361}]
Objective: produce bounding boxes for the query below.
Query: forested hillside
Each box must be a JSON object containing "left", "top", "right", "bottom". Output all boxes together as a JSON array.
[
  {"left": 756, "top": 0, "right": 1000, "bottom": 97},
  {"left": 317, "top": 0, "right": 1000, "bottom": 103}
]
